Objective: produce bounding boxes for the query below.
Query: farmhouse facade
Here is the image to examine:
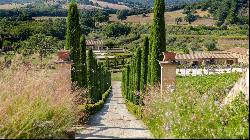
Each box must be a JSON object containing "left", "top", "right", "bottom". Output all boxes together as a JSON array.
[{"left": 175, "top": 48, "right": 249, "bottom": 67}]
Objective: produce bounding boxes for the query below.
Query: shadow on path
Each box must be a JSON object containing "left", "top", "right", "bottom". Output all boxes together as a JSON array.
[{"left": 75, "top": 81, "right": 152, "bottom": 139}]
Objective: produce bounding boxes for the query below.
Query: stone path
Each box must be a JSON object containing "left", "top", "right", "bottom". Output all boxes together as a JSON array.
[{"left": 75, "top": 81, "right": 152, "bottom": 139}]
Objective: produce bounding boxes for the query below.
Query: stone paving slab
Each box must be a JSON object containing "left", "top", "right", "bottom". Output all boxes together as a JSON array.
[{"left": 75, "top": 81, "right": 152, "bottom": 139}]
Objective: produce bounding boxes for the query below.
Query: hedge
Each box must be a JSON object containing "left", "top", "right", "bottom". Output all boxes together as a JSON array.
[
  {"left": 125, "top": 99, "right": 143, "bottom": 119},
  {"left": 78, "top": 86, "right": 112, "bottom": 123}
]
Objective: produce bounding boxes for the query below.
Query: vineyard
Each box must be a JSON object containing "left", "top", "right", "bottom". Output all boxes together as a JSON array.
[{"left": 126, "top": 72, "right": 249, "bottom": 139}]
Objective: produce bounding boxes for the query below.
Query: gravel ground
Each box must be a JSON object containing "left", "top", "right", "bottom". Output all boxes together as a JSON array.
[{"left": 75, "top": 81, "right": 152, "bottom": 139}]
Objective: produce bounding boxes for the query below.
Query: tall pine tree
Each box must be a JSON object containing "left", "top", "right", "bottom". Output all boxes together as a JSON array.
[{"left": 149, "top": 0, "right": 166, "bottom": 85}]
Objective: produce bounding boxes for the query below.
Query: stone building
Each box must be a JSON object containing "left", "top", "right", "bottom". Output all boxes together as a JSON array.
[
  {"left": 175, "top": 51, "right": 237, "bottom": 67},
  {"left": 175, "top": 48, "right": 249, "bottom": 67}
]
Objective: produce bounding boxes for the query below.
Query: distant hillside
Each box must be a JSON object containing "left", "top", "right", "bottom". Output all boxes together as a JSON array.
[
  {"left": 1, "top": 0, "right": 208, "bottom": 10},
  {"left": 102, "top": 0, "right": 208, "bottom": 9},
  {"left": 0, "top": 0, "right": 39, "bottom": 4},
  {"left": 110, "top": 9, "right": 216, "bottom": 26},
  {"left": 187, "top": 0, "right": 249, "bottom": 25}
]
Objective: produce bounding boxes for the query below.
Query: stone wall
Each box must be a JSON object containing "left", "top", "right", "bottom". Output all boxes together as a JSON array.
[{"left": 223, "top": 68, "right": 249, "bottom": 105}]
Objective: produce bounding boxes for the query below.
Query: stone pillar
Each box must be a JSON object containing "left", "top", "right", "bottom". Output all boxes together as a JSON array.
[
  {"left": 160, "top": 62, "right": 177, "bottom": 94},
  {"left": 160, "top": 51, "right": 177, "bottom": 94}
]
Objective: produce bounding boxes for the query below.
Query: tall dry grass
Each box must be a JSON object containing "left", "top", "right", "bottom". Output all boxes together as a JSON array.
[{"left": 0, "top": 64, "right": 77, "bottom": 139}]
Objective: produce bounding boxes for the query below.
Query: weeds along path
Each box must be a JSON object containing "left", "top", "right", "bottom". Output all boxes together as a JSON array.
[{"left": 75, "top": 81, "right": 152, "bottom": 139}]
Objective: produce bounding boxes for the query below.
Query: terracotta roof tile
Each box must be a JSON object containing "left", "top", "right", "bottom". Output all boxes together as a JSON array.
[
  {"left": 175, "top": 52, "right": 236, "bottom": 60},
  {"left": 86, "top": 40, "right": 103, "bottom": 46}
]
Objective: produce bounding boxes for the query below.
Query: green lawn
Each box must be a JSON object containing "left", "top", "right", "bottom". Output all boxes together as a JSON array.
[{"left": 111, "top": 72, "right": 122, "bottom": 81}]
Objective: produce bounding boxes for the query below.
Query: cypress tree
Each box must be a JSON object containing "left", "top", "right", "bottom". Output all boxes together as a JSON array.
[
  {"left": 80, "top": 35, "right": 87, "bottom": 88},
  {"left": 147, "top": 43, "right": 151, "bottom": 85},
  {"left": 97, "top": 62, "right": 102, "bottom": 100},
  {"left": 149, "top": 0, "right": 166, "bottom": 85},
  {"left": 0, "top": 38, "right": 3, "bottom": 50},
  {"left": 131, "top": 58, "right": 136, "bottom": 102},
  {"left": 140, "top": 36, "right": 149, "bottom": 91},
  {"left": 135, "top": 48, "right": 141, "bottom": 105},
  {"left": 125, "top": 65, "right": 130, "bottom": 100},
  {"left": 128, "top": 64, "right": 133, "bottom": 101},
  {"left": 108, "top": 71, "right": 111, "bottom": 87},
  {"left": 93, "top": 58, "right": 97, "bottom": 102},
  {"left": 87, "top": 49, "right": 94, "bottom": 101},
  {"left": 122, "top": 69, "right": 125, "bottom": 94},
  {"left": 104, "top": 59, "right": 109, "bottom": 90},
  {"left": 100, "top": 66, "right": 104, "bottom": 97},
  {"left": 66, "top": 2, "right": 81, "bottom": 85},
  {"left": 135, "top": 48, "right": 142, "bottom": 92}
]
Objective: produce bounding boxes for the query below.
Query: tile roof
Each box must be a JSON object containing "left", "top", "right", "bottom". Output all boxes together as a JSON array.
[
  {"left": 86, "top": 40, "right": 103, "bottom": 46},
  {"left": 175, "top": 52, "right": 236, "bottom": 60}
]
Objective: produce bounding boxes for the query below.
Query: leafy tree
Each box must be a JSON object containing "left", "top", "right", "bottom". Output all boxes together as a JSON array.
[
  {"left": 183, "top": 48, "right": 190, "bottom": 54},
  {"left": 204, "top": 38, "right": 217, "bottom": 51},
  {"left": 225, "top": 0, "right": 237, "bottom": 24},
  {"left": 96, "top": 15, "right": 109, "bottom": 22},
  {"left": 2, "top": 40, "right": 11, "bottom": 47},
  {"left": 183, "top": 6, "right": 192, "bottom": 14},
  {"left": 215, "top": 0, "right": 230, "bottom": 26},
  {"left": 149, "top": 0, "right": 166, "bottom": 85},
  {"left": 103, "top": 23, "right": 131, "bottom": 37},
  {"left": 20, "top": 34, "right": 58, "bottom": 64},
  {"left": 52, "top": 19, "right": 67, "bottom": 40},
  {"left": 184, "top": 13, "right": 197, "bottom": 24},
  {"left": 207, "top": 0, "right": 248, "bottom": 26},
  {"left": 80, "top": 17, "right": 95, "bottom": 28},
  {"left": 175, "top": 17, "right": 183, "bottom": 25},
  {"left": 117, "top": 10, "right": 128, "bottom": 20}
]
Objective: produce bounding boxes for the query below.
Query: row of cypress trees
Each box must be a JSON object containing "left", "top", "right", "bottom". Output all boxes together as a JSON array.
[
  {"left": 122, "top": 0, "right": 166, "bottom": 104},
  {"left": 121, "top": 36, "right": 149, "bottom": 105},
  {"left": 87, "top": 48, "right": 111, "bottom": 103},
  {"left": 66, "top": 2, "right": 111, "bottom": 103}
]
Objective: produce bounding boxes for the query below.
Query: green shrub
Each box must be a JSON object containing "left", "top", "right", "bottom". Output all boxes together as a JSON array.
[
  {"left": 102, "top": 23, "right": 131, "bottom": 37},
  {"left": 125, "top": 99, "right": 143, "bottom": 119},
  {"left": 78, "top": 86, "right": 112, "bottom": 121}
]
